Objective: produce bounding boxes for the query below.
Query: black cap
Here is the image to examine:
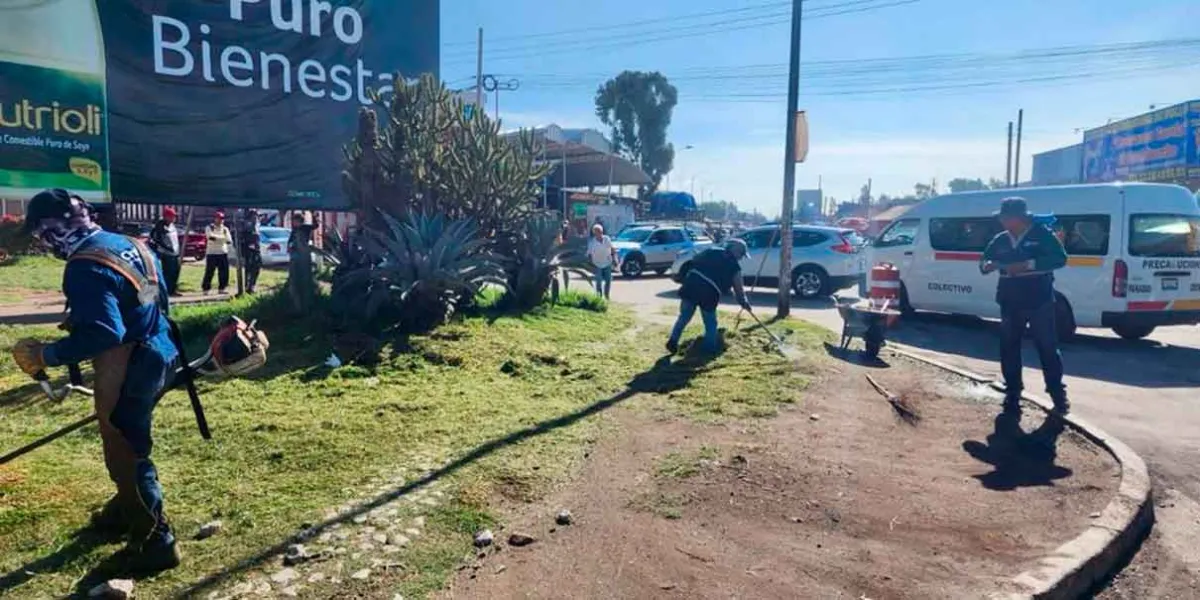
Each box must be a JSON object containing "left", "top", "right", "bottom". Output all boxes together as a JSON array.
[
  {"left": 23, "top": 189, "right": 79, "bottom": 233},
  {"left": 994, "top": 197, "right": 1031, "bottom": 219}
]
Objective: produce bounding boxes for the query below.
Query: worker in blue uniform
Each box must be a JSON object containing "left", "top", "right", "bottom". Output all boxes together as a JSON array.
[
  {"left": 667, "top": 238, "right": 752, "bottom": 354},
  {"left": 10, "top": 189, "right": 181, "bottom": 573},
  {"left": 980, "top": 197, "right": 1069, "bottom": 415}
]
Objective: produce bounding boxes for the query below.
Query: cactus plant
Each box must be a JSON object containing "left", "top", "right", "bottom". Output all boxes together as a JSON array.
[{"left": 342, "top": 73, "right": 551, "bottom": 254}]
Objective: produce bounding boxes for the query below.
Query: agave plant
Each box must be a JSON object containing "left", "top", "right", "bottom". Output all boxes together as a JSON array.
[
  {"left": 509, "top": 215, "right": 596, "bottom": 310},
  {"left": 331, "top": 212, "right": 509, "bottom": 333}
]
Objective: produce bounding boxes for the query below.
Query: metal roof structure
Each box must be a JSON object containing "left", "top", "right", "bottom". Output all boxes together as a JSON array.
[{"left": 503, "top": 124, "right": 651, "bottom": 188}]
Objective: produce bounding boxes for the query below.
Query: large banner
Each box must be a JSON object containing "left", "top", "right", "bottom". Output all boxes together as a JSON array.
[
  {"left": 1082, "top": 100, "right": 1200, "bottom": 184},
  {"left": 1, "top": 0, "right": 438, "bottom": 209}
]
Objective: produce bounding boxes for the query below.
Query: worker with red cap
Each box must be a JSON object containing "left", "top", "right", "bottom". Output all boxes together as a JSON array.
[{"left": 149, "top": 207, "right": 182, "bottom": 296}]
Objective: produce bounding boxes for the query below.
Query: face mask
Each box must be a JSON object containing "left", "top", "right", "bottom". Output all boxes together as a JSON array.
[{"left": 37, "top": 220, "right": 98, "bottom": 259}]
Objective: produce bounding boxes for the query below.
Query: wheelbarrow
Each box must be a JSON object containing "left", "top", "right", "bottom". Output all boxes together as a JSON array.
[{"left": 835, "top": 298, "right": 901, "bottom": 360}]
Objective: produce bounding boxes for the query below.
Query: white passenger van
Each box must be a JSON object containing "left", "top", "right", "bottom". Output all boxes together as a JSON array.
[{"left": 868, "top": 183, "right": 1200, "bottom": 340}]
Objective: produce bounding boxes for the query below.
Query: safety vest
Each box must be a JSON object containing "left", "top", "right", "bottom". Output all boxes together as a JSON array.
[{"left": 68, "top": 235, "right": 163, "bottom": 308}]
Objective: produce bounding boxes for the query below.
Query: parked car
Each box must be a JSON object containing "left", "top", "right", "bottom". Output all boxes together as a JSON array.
[
  {"left": 183, "top": 230, "right": 207, "bottom": 260},
  {"left": 614, "top": 225, "right": 714, "bottom": 278},
  {"left": 671, "top": 224, "right": 866, "bottom": 299},
  {"left": 119, "top": 222, "right": 152, "bottom": 242},
  {"left": 259, "top": 226, "right": 291, "bottom": 265},
  {"left": 867, "top": 182, "right": 1200, "bottom": 340}
]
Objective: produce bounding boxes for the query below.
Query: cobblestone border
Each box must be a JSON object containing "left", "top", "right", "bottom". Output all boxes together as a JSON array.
[{"left": 885, "top": 344, "right": 1154, "bottom": 600}]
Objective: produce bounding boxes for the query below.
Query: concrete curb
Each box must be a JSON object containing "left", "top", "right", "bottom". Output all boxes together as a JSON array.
[{"left": 885, "top": 343, "right": 1154, "bottom": 600}]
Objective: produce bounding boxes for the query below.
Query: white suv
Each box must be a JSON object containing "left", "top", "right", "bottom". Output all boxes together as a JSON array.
[{"left": 671, "top": 224, "right": 867, "bottom": 298}]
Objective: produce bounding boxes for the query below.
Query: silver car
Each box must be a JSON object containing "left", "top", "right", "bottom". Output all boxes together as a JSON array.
[{"left": 670, "top": 224, "right": 866, "bottom": 299}]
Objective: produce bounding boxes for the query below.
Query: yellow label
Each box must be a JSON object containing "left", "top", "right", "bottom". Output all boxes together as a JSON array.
[{"left": 69, "top": 157, "right": 103, "bottom": 185}]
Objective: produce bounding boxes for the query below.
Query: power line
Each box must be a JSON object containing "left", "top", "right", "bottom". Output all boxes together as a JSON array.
[
  {"left": 471, "top": 38, "right": 1200, "bottom": 84},
  {"left": 442, "top": 0, "right": 917, "bottom": 65},
  {"left": 677, "top": 59, "right": 1200, "bottom": 102},
  {"left": 442, "top": 0, "right": 879, "bottom": 49},
  {"left": 442, "top": 0, "right": 791, "bottom": 48}
]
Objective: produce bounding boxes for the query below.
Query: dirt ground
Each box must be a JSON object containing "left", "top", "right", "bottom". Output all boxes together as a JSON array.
[{"left": 442, "top": 354, "right": 1120, "bottom": 600}]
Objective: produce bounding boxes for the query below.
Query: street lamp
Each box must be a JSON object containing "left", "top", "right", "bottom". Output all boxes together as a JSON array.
[{"left": 666, "top": 145, "right": 696, "bottom": 191}]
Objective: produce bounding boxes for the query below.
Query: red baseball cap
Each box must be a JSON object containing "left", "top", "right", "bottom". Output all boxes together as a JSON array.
[
  {"left": 214, "top": 211, "right": 226, "bottom": 219},
  {"left": 163, "top": 207, "right": 177, "bottom": 218}
]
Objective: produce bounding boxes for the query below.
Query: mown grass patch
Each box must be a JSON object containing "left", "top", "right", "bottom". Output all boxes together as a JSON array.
[
  {"left": 0, "top": 291, "right": 638, "bottom": 598},
  {"left": 0, "top": 290, "right": 827, "bottom": 598}
]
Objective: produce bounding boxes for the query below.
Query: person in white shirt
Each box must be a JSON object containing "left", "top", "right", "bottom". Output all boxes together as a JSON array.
[
  {"left": 587, "top": 223, "right": 618, "bottom": 299},
  {"left": 202, "top": 211, "right": 232, "bottom": 295}
]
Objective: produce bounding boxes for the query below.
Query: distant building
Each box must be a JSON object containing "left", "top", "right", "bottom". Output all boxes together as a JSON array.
[
  {"left": 1030, "top": 100, "right": 1200, "bottom": 191},
  {"left": 795, "top": 189, "right": 822, "bottom": 222},
  {"left": 1031, "top": 144, "right": 1083, "bottom": 186}
]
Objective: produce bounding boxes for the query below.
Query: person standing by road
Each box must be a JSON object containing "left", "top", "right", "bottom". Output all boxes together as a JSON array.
[
  {"left": 587, "top": 223, "right": 618, "bottom": 299},
  {"left": 239, "top": 209, "right": 263, "bottom": 294},
  {"left": 980, "top": 197, "right": 1069, "bottom": 414},
  {"left": 149, "top": 208, "right": 181, "bottom": 297},
  {"left": 666, "top": 239, "right": 752, "bottom": 355},
  {"left": 202, "top": 212, "right": 232, "bottom": 295}
]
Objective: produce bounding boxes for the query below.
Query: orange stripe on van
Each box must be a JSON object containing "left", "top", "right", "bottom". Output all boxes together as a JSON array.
[
  {"left": 1128, "top": 301, "right": 1170, "bottom": 311},
  {"left": 933, "top": 252, "right": 982, "bottom": 261},
  {"left": 1171, "top": 299, "right": 1200, "bottom": 311},
  {"left": 1066, "top": 256, "right": 1104, "bottom": 267}
]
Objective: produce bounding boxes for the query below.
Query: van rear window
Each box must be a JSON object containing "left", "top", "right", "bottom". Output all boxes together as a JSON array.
[{"left": 1129, "top": 214, "right": 1200, "bottom": 258}]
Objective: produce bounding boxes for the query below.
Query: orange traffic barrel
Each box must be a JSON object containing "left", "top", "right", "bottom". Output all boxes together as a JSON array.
[{"left": 869, "top": 263, "right": 900, "bottom": 308}]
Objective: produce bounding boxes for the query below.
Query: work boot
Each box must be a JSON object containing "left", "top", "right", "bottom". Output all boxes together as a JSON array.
[
  {"left": 87, "top": 496, "right": 129, "bottom": 538},
  {"left": 114, "top": 537, "right": 181, "bottom": 575}
]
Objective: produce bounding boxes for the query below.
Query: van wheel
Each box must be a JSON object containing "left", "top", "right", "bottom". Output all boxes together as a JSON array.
[
  {"left": 792, "top": 265, "right": 829, "bottom": 299},
  {"left": 1112, "top": 322, "right": 1156, "bottom": 340},
  {"left": 1054, "top": 294, "right": 1077, "bottom": 342}
]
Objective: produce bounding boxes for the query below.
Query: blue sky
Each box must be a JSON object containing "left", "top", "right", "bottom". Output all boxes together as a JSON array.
[{"left": 440, "top": 0, "right": 1200, "bottom": 216}]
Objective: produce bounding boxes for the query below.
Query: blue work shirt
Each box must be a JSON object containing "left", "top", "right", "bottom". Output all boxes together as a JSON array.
[
  {"left": 43, "top": 232, "right": 178, "bottom": 368},
  {"left": 981, "top": 223, "right": 1068, "bottom": 311}
]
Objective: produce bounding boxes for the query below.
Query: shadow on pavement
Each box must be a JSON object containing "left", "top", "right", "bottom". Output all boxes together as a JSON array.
[
  {"left": 892, "top": 312, "right": 1200, "bottom": 389},
  {"left": 962, "top": 411, "right": 1072, "bottom": 491},
  {"left": 154, "top": 349, "right": 718, "bottom": 599},
  {"left": 822, "top": 342, "right": 890, "bottom": 368}
]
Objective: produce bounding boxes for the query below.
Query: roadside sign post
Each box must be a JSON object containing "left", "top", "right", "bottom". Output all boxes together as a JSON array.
[{"left": 778, "top": 0, "right": 805, "bottom": 318}]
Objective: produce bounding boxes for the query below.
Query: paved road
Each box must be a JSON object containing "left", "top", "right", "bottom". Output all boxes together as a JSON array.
[{"left": 611, "top": 274, "right": 1200, "bottom": 579}]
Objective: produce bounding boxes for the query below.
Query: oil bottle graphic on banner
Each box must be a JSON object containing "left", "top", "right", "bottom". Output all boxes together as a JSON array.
[{"left": 0, "top": 0, "right": 109, "bottom": 201}]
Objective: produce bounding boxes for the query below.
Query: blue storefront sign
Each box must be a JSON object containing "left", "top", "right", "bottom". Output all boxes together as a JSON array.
[{"left": 1082, "top": 100, "right": 1200, "bottom": 184}]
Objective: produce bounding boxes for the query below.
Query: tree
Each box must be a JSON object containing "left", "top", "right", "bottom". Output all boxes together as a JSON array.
[
  {"left": 699, "top": 200, "right": 737, "bottom": 221},
  {"left": 594, "top": 71, "right": 679, "bottom": 197},
  {"left": 947, "top": 178, "right": 987, "bottom": 193},
  {"left": 914, "top": 181, "right": 938, "bottom": 200}
]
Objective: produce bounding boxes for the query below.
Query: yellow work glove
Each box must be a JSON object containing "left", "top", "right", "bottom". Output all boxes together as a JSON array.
[{"left": 11, "top": 339, "right": 48, "bottom": 377}]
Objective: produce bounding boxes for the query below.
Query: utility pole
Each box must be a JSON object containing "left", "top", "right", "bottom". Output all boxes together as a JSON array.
[
  {"left": 474, "top": 28, "right": 484, "bottom": 109},
  {"left": 778, "top": 0, "right": 803, "bottom": 318},
  {"left": 1005, "top": 121, "right": 1014, "bottom": 187},
  {"left": 481, "top": 75, "right": 519, "bottom": 122},
  {"left": 1013, "top": 109, "right": 1024, "bottom": 188}
]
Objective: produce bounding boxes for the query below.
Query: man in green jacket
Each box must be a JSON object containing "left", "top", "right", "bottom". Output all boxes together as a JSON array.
[{"left": 980, "top": 197, "right": 1069, "bottom": 415}]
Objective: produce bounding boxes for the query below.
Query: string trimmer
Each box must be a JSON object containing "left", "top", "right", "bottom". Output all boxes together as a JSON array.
[{"left": 1, "top": 317, "right": 268, "bottom": 466}]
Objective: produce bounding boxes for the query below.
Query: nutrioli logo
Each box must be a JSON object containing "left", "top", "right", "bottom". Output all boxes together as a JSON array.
[{"left": 0, "top": 99, "right": 104, "bottom": 136}]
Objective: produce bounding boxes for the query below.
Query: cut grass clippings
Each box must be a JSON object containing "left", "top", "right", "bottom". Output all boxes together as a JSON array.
[{"left": 0, "top": 290, "right": 828, "bottom": 599}]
